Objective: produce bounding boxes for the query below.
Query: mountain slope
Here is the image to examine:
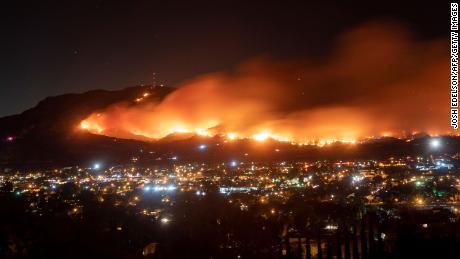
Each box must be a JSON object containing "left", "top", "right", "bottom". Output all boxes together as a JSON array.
[
  {"left": 0, "top": 85, "right": 459, "bottom": 168},
  {"left": 0, "top": 85, "right": 174, "bottom": 167}
]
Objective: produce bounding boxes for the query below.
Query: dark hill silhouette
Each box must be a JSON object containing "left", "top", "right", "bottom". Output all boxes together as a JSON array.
[
  {"left": 0, "top": 85, "right": 174, "bottom": 136},
  {"left": 0, "top": 85, "right": 174, "bottom": 167},
  {"left": 0, "top": 85, "right": 459, "bottom": 168}
]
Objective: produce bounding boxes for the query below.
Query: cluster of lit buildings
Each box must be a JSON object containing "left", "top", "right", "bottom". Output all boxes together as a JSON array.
[{"left": 1, "top": 154, "right": 460, "bottom": 223}]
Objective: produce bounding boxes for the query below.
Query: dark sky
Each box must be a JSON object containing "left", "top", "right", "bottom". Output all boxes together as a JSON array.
[{"left": 0, "top": 1, "right": 449, "bottom": 116}]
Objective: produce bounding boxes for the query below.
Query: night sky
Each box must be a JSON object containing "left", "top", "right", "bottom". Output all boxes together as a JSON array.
[{"left": 0, "top": 1, "right": 449, "bottom": 117}]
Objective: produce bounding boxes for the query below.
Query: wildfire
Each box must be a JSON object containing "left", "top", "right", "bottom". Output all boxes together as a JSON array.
[
  {"left": 80, "top": 120, "right": 103, "bottom": 133},
  {"left": 80, "top": 121, "right": 88, "bottom": 129},
  {"left": 252, "top": 131, "right": 270, "bottom": 142},
  {"left": 80, "top": 118, "right": 359, "bottom": 146},
  {"left": 78, "top": 22, "right": 454, "bottom": 144},
  {"left": 226, "top": 132, "right": 238, "bottom": 140}
]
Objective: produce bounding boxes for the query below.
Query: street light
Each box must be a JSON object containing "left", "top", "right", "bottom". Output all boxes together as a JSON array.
[
  {"left": 429, "top": 138, "right": 441, "bottom": 149},
  {"left": 93, "top": 163, "right": 101, "bottom": 170}
]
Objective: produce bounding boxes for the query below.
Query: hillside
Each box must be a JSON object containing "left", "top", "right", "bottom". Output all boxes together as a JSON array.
[{"left": 0, "top": 85, "right": 459, "bottom": 168}]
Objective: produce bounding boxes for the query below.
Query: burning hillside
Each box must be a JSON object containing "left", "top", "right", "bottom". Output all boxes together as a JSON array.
[{"left": 80, "top": 22, "right": 453, "bottom": 145}]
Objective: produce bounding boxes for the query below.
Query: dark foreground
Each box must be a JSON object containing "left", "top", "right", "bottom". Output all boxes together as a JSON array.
[{"left": 1, "top": 188, "right": 460, "bottom": 259}]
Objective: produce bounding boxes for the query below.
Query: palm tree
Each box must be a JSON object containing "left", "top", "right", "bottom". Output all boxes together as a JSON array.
[
  {"left": 360, "top": 218, "right": 367, "bottom": 259},
  {"left": 306, "top": 234, "right": 312, "bottom": 259},
  {"left": 344, "top": 226, "right": 351, "bottom": 259},
  {"left": 352, "top": 225, "right": 359, "bottom": 259},
  {"left": 298, "top": 237, "right": 302, "bottom": 259},
  {"left": 368, "top": 215, "right": 376, "bottom": 257},
  {"left": 286, "top": 234, "right": 291, "bottom": 258},
  {"left": 317, "top": 230, "right": 323, "bottom": 259},
  {"left": 336, "top": 228, "right": 342, "bottom": 259},
  {"left": 326, "top": 239, "right": 333, "bottom": 259}
]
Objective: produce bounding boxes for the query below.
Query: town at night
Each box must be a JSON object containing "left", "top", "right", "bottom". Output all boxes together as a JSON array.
[{"left": 1, "top": 1, "right": 459, "bottom": 258}]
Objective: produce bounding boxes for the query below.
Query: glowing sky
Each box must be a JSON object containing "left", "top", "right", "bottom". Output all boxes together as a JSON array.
[
  {"left": 80, "top": 22, "right": 453, "bottom": 143},
  {"left": 0, "top": 2, "right": 448, "bottom": 117}
]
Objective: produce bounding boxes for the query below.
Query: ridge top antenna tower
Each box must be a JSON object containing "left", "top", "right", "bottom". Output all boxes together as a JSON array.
[{"left": 152, "top": 72, "right": 157, "bottom": 89}]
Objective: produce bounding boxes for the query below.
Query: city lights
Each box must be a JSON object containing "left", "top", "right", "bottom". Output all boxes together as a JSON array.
[
  {"left": 352, "top": 175, "right": 364, "bottom": 183},
  {"left": 430, "top": 138, "right": 441, "bottom": 149},
  {"left": 195, "top": 191, "right": 206, "bottom": 196},
  {"left": 144, "top": 185, "right": 177, "bottom": 192},
  {"left": 3, "top": 155, "right": 460, "bottom": 257}
]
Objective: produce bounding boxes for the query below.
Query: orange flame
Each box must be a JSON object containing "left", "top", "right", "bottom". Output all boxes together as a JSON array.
[{"left": 79, "top": 22, "right": 454, "bottom": 144}]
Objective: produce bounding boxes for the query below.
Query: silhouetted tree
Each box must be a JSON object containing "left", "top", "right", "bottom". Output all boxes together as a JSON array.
[
  {"left": 317, "top": 230, "right": 323, "bottom": 259},
  {"left": 360, "top": 218, "right": 367, "bottom": 259},
  {"left": 352, "top": 225, "right": 359, "bottom": 259}
]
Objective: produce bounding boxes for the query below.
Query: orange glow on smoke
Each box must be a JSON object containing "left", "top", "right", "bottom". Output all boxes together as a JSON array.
[{"left": 79, "top": 22, "right": 454, "bottom": 144}]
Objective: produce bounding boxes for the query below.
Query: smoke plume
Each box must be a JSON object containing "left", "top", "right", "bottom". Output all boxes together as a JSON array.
[{"left": 81, "top": 21, "right": 452, "bottom": 143}]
